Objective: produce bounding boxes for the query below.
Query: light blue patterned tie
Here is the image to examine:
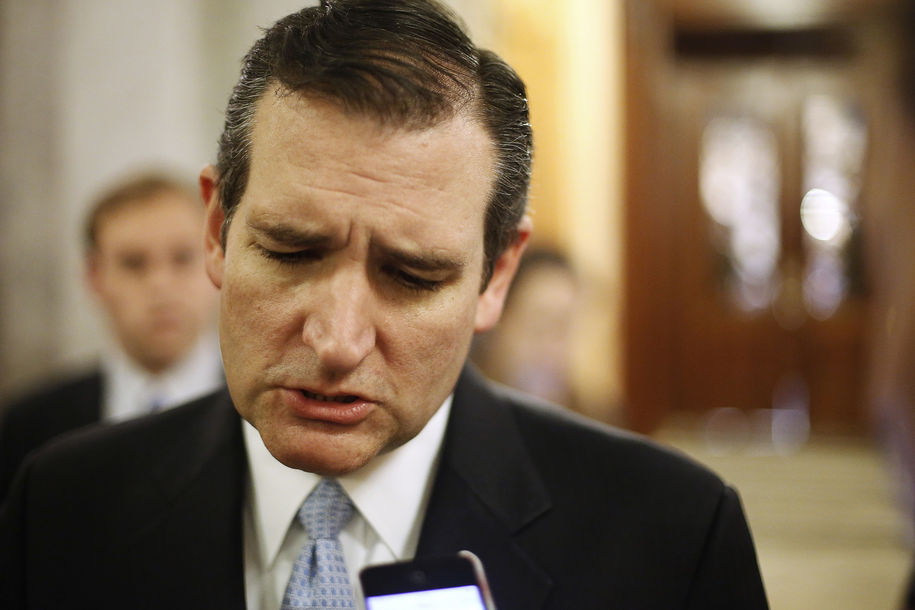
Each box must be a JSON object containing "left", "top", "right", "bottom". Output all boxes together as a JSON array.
[{"left": 281, "top": 478, "right": 356, "bottom": 609}]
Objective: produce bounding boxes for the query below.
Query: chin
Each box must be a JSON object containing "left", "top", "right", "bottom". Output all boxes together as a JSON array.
[
  {"left": 271, "top": 441, "right": 382, "bottom": 476},
  {"left": 256, "top": 411, "right": 393, "bottom": 475},
  {"left": 283, "top": 454, "right": 376, "bottom": 477}
]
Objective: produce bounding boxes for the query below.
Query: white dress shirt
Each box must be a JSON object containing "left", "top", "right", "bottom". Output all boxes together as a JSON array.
[
  {"left": 101, "top": 330, "right": 224, "bottom": 421},
  {"left": 242, "top": 395, "right": 452, "bottom": 610}
]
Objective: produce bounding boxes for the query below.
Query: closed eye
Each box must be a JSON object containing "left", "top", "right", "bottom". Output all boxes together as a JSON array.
[
  {"left": 385, "top": 266, "right": 444, "bottom": 292},
  {"left": 258, "top": 247, "right": 322, "bottom": 264}
]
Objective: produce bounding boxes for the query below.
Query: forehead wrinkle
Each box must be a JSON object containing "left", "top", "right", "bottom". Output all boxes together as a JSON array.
[
  {"left": 247, "top": 91, "right": 493, "bottom": 267},
  {"left": 267, "top": 139, "right": 442, "bottom": 223},
  {"left": 286, "top": 168, "right": 461, "bottom": 238},
  {"left": 291, "top": 143, "right": 457, "bottom": 212},
  {"left": 260, "top": 96, "right": 483, "bottom": 206}
]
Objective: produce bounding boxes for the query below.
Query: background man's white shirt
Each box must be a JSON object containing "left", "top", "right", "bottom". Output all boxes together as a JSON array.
[{"left": 102, "top": 329, "right": 223, "bottom": 421}]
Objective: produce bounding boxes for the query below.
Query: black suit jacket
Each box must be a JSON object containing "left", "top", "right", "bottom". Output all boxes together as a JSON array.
[
  {"left": 0, "top": 367, "right": 768, "bottom": 609},
  {"left": 0, "top": 370, "right": 103, "bottom": 502}
]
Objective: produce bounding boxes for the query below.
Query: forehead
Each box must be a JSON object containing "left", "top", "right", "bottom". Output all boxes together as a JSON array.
[
  {"left": 95, "top": 193, "right": 201, "bottom": 246},
  {"left": 242, "top": 91, "right": 495, "bottom": 248}
]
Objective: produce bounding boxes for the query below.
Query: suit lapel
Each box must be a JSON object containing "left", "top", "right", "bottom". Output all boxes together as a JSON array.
[
  {"left": 417, "top": 367, "right": 553, "bottom": 610},
  {"left": 105, "top": 392, "right": 247, "bottom": 609}
]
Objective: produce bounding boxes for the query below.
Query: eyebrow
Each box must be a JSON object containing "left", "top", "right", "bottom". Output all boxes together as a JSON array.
[
  {"left": 246, "top": 218, "right": 335, "bottom": 249},
  {"left": 379, "top": 245, "right": 466, "bottom": 274}
]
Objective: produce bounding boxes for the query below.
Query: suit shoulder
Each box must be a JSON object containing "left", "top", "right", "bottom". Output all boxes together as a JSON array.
[
  {"left": 38, "top": 389, "right": 230, "bottom": 451},
  {"left": 1, "top": 369, "right": 102, "bottom": 421},
  {"left": 24, "top": 390, "right": 235, "bottom": 485}
]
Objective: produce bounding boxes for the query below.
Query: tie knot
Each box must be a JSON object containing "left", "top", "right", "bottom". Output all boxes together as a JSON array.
[{"left": 298, "top": 478, "right": 354, "bottom": 541}]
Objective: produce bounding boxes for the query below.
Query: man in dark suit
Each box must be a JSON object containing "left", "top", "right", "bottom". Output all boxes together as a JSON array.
[
  {"left": 0, "top": 173, "right": 223, "bottom": 502},
  {"left": 0, "top": 1, "right": 768, "bottom": 608}
]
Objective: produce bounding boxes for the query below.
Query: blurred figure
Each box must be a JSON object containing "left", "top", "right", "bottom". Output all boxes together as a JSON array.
[
  {"left": 471, "top": 247, "right": 581, "bottom": 408},
  {"left": 0, "top": 172, "right": 222, "bottom": 501}
]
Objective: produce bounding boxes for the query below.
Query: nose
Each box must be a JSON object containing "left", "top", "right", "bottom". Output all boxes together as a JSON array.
[
  {"left": 146, "top": 260, "right": 178, "bottom": 295},
  {"left": 301, "top": 268, "right": 376, "bottom": 373}
]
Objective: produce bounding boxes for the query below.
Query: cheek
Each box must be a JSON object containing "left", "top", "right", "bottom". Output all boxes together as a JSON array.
[
  {"left": 221, "top": 275, "right": 268, "bottom": 341},
  {"left": 219, "top": 278, "right": 277, "bottom": 414},
  {"left": 176, "top": 274, "right": 218, "bottom": 308},
  {"left": 219, "top": 265, "right": 301, "bottom": 362},
  {"left": 390, "top": 294, "right": 478, "bottom": 381},
  {"left": 399, "top": 288, "right": 471, "bottom": 341},
  {"left": 389, "top": 313, "right": 474, "bottom": 437}
]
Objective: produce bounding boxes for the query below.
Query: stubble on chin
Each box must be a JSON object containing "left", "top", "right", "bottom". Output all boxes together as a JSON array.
[{"left": 254, "top": 406, "right": 392, "bottom": 475}]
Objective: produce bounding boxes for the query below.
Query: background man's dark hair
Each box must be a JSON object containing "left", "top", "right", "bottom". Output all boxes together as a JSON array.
[
  {"left": 214, "top": 0, "right": 532, "bottom": 285},
  {"left": 505, "top": 247, "right": 577, "bottom": 310},
  {"left": 84, "top": 172, "right": 197, "bottom": 252}
]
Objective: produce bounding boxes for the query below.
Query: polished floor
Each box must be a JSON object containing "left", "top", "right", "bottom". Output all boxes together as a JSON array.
[{"left": 658, "top": 419, "right": 912, "bottom": 610}]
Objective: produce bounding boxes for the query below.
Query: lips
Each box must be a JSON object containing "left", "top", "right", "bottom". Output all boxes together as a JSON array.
[
  {"left": 301, "top": 389, "right": 358, "bottom": 404},
  {"left": 282, "top": 387, "right": 375, "bottom": 425}
]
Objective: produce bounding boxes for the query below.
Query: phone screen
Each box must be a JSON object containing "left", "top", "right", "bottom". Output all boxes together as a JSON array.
[
  {"left": 360, "top": 552, "right": 495, "bottom": 610},
  {"left": 365, "top": 584, "right": 487, "bottom": 610}
]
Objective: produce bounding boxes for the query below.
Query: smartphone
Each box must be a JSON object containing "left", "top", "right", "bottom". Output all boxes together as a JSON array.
[{"left": 360, "top": 550, "right": 497, "bottom": 610}]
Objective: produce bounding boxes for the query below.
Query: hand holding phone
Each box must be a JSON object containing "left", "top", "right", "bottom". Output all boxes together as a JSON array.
[{"left": 360, "top": 550, "right": 496, "bottom": 610}]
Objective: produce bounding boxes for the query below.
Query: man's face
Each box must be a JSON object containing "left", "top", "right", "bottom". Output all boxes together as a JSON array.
[
  {"left": 201, "top": 93, "right": 529, "bottom": 475},
  {"left": 88, "top": 193, "right": 218, "bottom": 373}
]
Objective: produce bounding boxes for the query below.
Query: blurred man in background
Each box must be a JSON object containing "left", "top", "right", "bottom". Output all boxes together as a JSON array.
[
  {"left": 471, "top": 247, "right": 582, "bottom": 408},
  {"left": 0, "top": 172, "right": 223, "bottom": 500}
]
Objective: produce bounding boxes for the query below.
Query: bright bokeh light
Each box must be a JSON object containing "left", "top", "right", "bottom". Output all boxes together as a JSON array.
[
  {"left": 797, "top": 94, "right": 866, "bottom": 319},
  {"left": 799, "top": 188, "right": 849, "bottom": 243}
]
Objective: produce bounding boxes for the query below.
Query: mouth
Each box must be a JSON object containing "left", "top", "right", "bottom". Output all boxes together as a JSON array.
[
  {"left": 282, "top": 387, "right": 375, "bottom": 425},
  {"left": 301, "top": 389, "right": 359, "bottom": 404}
]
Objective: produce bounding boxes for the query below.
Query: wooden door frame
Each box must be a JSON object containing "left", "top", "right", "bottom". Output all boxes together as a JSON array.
[
  {"left": 620, "top": 0, "right": 890, "bottom": 435},
  {"left": 621, "top": 0, "right": 677, "bottom": 433}
]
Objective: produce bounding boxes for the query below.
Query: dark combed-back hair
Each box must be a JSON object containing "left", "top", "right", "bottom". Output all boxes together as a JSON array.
[{"left": 214, "top": 0, "right": 532, "bottom": 285}]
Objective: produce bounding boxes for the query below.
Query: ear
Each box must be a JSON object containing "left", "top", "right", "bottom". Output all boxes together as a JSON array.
[
  {"left": 200, "top": 165, "right": 226, "bottom": 289},
  {"left": 474, "top": 215, "right": 533, "bottom": 333}
]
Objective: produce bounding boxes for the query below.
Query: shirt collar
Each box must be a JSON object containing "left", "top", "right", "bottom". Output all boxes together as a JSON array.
[
  {"left": 157, "top": 329, "right": 223, "bottom": 404},
  {"left": 243, "top": 394, "right": 452, "bottom": 566},
  {"left": 102, "top": 330, "right": 223, "bottom": 420}
]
